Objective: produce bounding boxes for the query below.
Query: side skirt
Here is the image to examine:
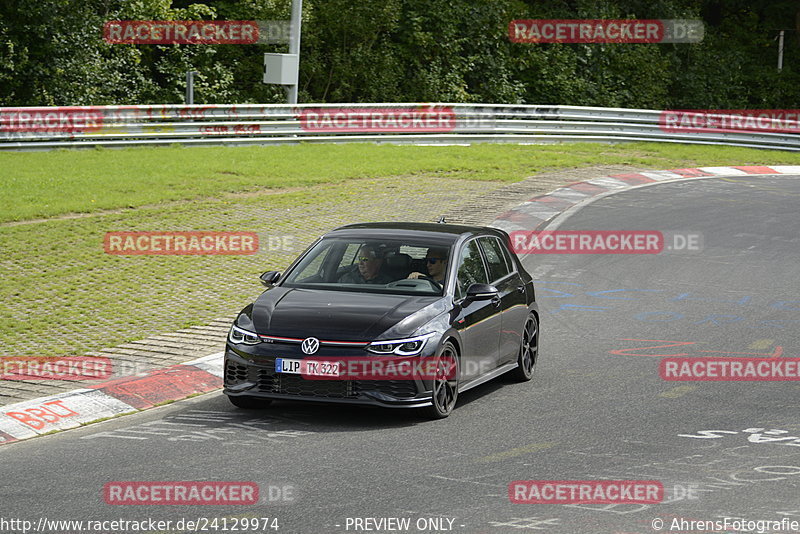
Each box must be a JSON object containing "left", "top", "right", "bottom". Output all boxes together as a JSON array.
[{"left": 459, "top": 362, "right": 518, "bottom": 393}]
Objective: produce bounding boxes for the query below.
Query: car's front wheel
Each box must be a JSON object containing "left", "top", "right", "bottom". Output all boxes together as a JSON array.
[
  {"left": 421, "top": 341, "right": 459, "bottom": 419},
  {"left": 227, "top": 395, "right": 272, "bottom": 409},
  {"left": 510, "top": 313, "right": 538, "bottom": 381}
]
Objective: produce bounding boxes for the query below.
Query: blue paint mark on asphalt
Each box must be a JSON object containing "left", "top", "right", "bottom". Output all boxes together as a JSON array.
[
  {"left": 586, "top": 289, "right": 662, "bottom": 300},
  {"left": 549, "top": 304, "right": 610, "bottom": 313},
  {"left": 535, "top": 281, "right": 797, "bottom": 329},
  {"left": 671, "top": 292, "right": 752, "bottom": 306}
]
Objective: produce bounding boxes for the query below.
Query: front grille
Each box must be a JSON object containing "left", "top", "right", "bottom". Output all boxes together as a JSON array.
[
  {"left": 226, "top": 357, "right": 353, "bottom": 398},
  {"left": 229, "top": 358, "right": 422, "bottom": 399},
  {"left": 256, "top": 367, "right": 277, "bottom": 393},
  {"left": 275, "top": 374, "right": 354, "bottom": 398},
  {"left": 225, "top": 361, "right": 249, "bottom": 386},
  {"left": 354, "top": 380, "right": 418, "bottom": 398}
]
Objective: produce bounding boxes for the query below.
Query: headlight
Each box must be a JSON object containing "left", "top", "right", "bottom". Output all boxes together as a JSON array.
[
  {"left": 366, "top": 333, "right": 436, "bottom": 356},
  {"left": 228, "top": 325, "right": 261, "bottom": 345}
]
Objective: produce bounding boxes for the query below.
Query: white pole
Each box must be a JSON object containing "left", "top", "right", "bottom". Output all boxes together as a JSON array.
[
  {"left": 287, "top": 0, "right": 303, "bottom": 103},
  {"left": 778, "top": 30, "right": 784, "bottom": 71}
]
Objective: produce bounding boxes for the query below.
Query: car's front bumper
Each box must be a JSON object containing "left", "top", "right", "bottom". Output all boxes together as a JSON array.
[{"left": 223, "top": 348, "right": 434, "bottom": 408}]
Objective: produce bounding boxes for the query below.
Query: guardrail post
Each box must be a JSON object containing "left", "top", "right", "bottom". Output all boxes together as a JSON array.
[{"left": 186, "top": 71, "right": 198, "bottom": 105}]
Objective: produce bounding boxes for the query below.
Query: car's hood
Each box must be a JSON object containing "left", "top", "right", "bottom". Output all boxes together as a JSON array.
[{"left": 251, "top": 287, "right": 442, "bottom": 341}]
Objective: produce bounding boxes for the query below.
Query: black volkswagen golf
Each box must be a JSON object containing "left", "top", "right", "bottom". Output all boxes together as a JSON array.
[{"left": 224, "top": 222, "right": 539, "bottom": 418}]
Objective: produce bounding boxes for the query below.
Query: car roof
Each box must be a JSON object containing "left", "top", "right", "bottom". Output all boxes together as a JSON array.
[{"left": 326, "top": 222, "right": 509, "bottom": 243}]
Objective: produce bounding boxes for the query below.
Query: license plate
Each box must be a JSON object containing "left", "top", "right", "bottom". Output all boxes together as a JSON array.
[{"left": 275, "top": 358, "right": 341, "bottom": 377}]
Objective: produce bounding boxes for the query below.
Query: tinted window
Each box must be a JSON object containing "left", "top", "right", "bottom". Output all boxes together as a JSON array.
[
  {"left": 291, "top": 240, "right": 335, "bottom": 282},
  {"left": 498, "top": 237, "right": 517, "bottom": 272},
  {"left": 337, "top": 243, "right": 361, "bottom": 268},
  {"left": 455, "top": 240, "right": 488, "bottom": 299},
  {"left": 281, "top": 237, "right": 451, "bottom": 296},
  {"left": 479, "top": 237, "right": 511, "bottom": 283}
]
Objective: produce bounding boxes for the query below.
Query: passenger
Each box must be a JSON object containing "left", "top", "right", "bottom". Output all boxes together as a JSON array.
[
  {"left": 407, "top": 247, "right": 448, "bottom": 284},
  {"left": 338, "top": 244, "right": 393, "bottom": 284}
]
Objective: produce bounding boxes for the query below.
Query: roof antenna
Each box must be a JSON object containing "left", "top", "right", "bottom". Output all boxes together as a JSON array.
[{"left": 436, "top": 216, "right": 447, "bottom": 224}]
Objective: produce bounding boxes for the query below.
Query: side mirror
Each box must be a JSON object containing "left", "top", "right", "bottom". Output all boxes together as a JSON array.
[
  {"left": 465, "top": 283, "right": 499, "bottom": 302},
  {"left": 260, "top": 271, "right": 281, "bottom": 287}
]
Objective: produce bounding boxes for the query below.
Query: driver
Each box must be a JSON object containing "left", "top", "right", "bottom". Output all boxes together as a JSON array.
[
  {"left": 338, "top": 244, "right": 393, "bottom": 284},
  {"left": 407, "top": 247, "right": 448, "bottom": 284}
]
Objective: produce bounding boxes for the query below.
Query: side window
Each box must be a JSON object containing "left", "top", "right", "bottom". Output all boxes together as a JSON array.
[
  {"left": 338, "top": 243, "right": 361, "bottom": 268},
  {"left": 499, "top": 237, "right": 518, "bottom": 273},
  {"left": 478, "top": 237, "right": 511, "bottom": 283},
  {"left": 455, "top": 240, "right": 489, "bottom": 299}
]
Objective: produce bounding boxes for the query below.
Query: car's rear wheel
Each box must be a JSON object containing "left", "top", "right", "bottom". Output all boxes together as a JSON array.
[
  {"left": 511, "top": 314, "right": 538, "bottom": 381},
  {"left": 227, "top": 395, "right": 272, "bottom": 409},
  {"left": 421, "top": 341, "right": 459, "bottom": 419}
]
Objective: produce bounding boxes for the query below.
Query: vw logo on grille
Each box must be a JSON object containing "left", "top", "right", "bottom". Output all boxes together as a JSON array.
[{"left": 301, "top": 337, "right": 320, "bottom": 355}]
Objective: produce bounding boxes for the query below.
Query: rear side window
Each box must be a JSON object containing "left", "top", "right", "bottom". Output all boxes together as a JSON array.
[
  {"left": 455, "top": 240, "right": 488, "bottom": 299},
  {"left": 478, "top": 237, "right": 511, "bottom": 283}
]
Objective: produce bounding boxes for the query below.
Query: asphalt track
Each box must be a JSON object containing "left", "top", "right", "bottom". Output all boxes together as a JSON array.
[{"left": 2, "top": 174, "right": 799, "bottom": 534}]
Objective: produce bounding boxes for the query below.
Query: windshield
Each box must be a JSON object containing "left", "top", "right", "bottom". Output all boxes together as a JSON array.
[{"left": 280, "top": 237, "right": 452, "bottom": 296}]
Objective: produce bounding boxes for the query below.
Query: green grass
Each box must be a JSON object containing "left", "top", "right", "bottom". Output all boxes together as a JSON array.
[{"left": 3, "top": 141, "right": 800, "bottom": 223}]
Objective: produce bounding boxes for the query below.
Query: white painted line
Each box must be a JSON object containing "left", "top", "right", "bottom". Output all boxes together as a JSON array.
[
  {"left": 185, "top": 351, "right": 225, "bottom": 378},
  {"left": 547, "top": 188, "right": 589, "bottom": 202},
  {"left": 488, "top": 220, "right": 530, "bottom": 233},
  {"left": 585, "top": 177, "right": 629, "bottom": 189},
  {"left": 641, "top": 171, "right": 686, "bottom": 181},
  {"left": 516, "top": 202, "right": 561, "bottom": 219},
  {"left": 697, "top": 166, "right": 748, "bottom": 175},
  {"left": 0, "top": 413, "right": 39, "bottom": 440},
  {"left": 69, "top": 389, "right": 139, "bottom": 421},
  {"left": 767, "top": 165, "right": 800, "bottom": 174},
  {"left": 0, "top": 352, "right": 228, "bottom": 443},
  {"left": 0, "top": 389, "right": 137, "bottom": 438}
]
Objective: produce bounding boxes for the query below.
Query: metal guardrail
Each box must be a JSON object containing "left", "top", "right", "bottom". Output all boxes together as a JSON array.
[{"left": 1, "top": 103, "right": 798, "bottom": 151}]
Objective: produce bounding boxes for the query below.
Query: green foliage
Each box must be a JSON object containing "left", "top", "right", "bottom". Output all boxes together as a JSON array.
[{"left": 0, "top": 0, "right": 799, "bottom": 108}]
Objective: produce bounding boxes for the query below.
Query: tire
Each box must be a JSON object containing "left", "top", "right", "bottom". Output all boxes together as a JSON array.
[
  {"left": 510, "top": 314, "right": 538, "bottom": 382},
  {"left": 420, "top": 341, "right": 459, "bottom": 419},
  {"left": 227, "top": 395, "right": 272, "bottom": 409}
]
